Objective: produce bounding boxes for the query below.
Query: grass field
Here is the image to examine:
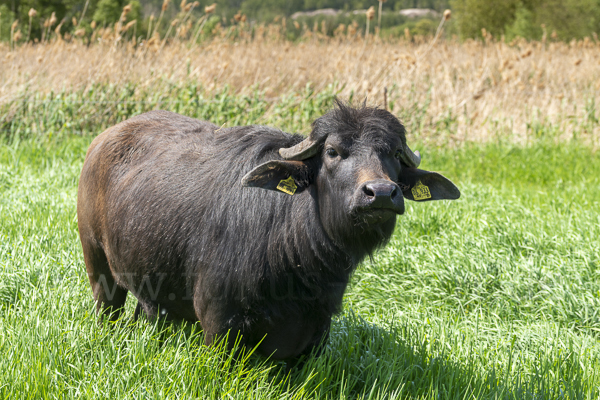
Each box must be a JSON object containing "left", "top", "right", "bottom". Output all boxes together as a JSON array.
[
  {"left": 1, "top": 87, "right": 599, "bottom": 398},
  {"left": 2, "top": 19, "right": 600, "bottom": 397}
]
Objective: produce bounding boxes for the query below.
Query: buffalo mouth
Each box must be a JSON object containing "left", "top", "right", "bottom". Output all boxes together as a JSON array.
[{"left": 352, "top": 206, "right": 404, "bottom": 225}]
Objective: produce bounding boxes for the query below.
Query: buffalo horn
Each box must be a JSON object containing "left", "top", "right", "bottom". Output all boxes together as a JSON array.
[
  {"left": 401, "top": 144, "right": 421, "bottom": 168},
  {"left": 279, "top": 137, "right": 321, "bottom": 161}
]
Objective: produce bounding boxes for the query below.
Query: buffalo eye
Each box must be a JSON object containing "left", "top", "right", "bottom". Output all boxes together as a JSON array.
[
  {"left": 326, "top": 148, "right": 339, "bottom": 158},
  {"left": 394, "top": 149, "right": 402, "bottom": 160}
]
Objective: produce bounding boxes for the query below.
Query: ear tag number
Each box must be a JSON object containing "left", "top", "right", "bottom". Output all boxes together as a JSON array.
[
  {"left": 411, "top": 180, "right": 431, "bottom": 201},
  {"left": 277, "top": 176, "right": 297, "bottom": 195}
]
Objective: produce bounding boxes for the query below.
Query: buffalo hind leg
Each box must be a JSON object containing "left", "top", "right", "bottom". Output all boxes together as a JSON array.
[{"left": 83, "top": 242, "right": 128, "bottom": 321}]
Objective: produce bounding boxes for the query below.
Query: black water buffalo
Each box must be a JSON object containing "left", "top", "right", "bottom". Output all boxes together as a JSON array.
[{"left": 77, "top": 101, "right": 459, "bottom": 360}]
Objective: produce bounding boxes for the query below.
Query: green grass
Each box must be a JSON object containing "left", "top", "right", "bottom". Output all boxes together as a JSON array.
[{"left": 1, "top": 93, "right": 600, "bottom": 398}]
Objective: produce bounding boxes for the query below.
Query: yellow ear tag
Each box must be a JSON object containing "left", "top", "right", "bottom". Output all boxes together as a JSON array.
[
  {"left": 411, "top": 180, "right": 432, "bottom": 201},
  {"left": 276, "top": 176, "right": 297, "bottom": 195}
]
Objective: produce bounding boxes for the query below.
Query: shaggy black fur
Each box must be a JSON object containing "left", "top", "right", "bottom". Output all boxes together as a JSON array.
[{"left": 77, "top": 101, "right": 459, "bottom": 360}]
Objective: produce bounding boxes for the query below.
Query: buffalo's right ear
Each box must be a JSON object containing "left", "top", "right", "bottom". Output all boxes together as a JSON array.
[{"left": 241, "top": 160, "right": 311, "bottom": 195}]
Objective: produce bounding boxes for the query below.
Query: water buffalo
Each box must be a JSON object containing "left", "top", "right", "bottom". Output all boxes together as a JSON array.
[{"left": 77, "top": 101, "right": 460, "bottom": 360}]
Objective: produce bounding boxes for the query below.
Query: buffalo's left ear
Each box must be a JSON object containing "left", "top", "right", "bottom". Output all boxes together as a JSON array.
[
  {"left": 241, "top": 160, "right": 311, "bottom": 195},
  {"left": 399, "top": 168, "right": 460, "bottom": 201}
]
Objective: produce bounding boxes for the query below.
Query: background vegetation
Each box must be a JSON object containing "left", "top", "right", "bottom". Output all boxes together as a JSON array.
[
  {"left": 4, "top": 0, "right": 600, "bottom": 43},
  {"left": 3, "top": 37, "right": 600, "bottom": 145}
]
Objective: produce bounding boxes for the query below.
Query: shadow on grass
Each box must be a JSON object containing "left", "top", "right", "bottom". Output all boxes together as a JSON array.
[
  {"left": 274, "top": 313, "right": 489, "bottom": 399},
  {"left": 275, "top": 313, "right": 597, "bottom": 399}
]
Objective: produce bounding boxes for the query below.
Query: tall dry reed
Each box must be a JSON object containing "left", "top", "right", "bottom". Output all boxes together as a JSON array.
[{"left": 2, "top": 31, "right": 600, "bottom": 144}]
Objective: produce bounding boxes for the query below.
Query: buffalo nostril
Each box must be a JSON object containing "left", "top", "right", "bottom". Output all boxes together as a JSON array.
[{"left": 363, "top": 185, "right": 375, "bottom": 198}]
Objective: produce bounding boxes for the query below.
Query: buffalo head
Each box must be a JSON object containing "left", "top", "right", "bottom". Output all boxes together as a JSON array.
[{"left": 241, "top": 101, "right": 459, "bottom": 254}]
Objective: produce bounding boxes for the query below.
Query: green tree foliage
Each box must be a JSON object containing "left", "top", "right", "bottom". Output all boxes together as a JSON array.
[
  {"left": 92, "top": 0, "right": 138, "bottom": 24},
  {"left": 534, "top": 0, "right": 600, "bottom": 40},
  {"left": 451, "top": 0, "right": 600, "bottom": 41},
  {"left": 239, "top": 0, "right": 303, "bottom": 21},
  {"left": 505, "top": 2, "right": 542, "bottom": 40},
  {"left": 93, "top": 0, "right": 121, "bottom": 24},
  {"left": 0, "top": 0, "right": 142, "bottom": 41},
  {"left": 1, "top": 0, "right": 98, "bottom": 40},
  {"left": 450, "top": 0, "right": 519, "bottom": 39},
  {"left": 0, "top": 3, "right": 16, "bottom": 41},
  {"left": 127, "top": 0, "right": 139, "bottom": 21}
]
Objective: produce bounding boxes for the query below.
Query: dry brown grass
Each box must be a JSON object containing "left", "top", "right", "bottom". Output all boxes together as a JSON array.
[{"left": 2, "top": 34, "right": 600, "bottom": 143}]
